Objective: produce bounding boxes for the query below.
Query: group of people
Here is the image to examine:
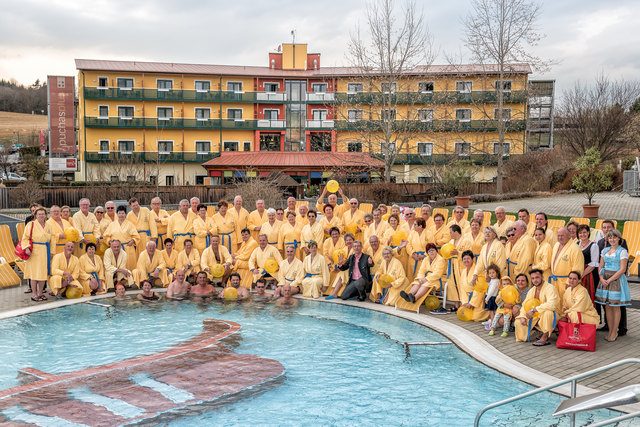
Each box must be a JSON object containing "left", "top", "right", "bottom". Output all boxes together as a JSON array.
[{"left": 20, "top": 188, "right": 631, "bottom": 345}]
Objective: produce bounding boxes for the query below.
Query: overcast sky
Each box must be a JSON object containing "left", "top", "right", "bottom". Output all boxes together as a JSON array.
[{"left": 1, "top": 0, "right": 639, "bottom": 96}]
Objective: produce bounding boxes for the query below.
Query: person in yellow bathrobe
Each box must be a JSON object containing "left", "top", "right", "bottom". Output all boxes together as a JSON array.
[
  {"left": 531, "top": 228, "right": 553, "bottom": 281},
  {"left": 49, "top": 242, "right": 82, "bottom": 297},
  {"left": 447, "top": 206, "right": 471, "bottom": 235},
  {"left": 365, "top": 235, "right": 384, "bottom": 276},
  {"left": 127, "top": 198, "right": 158, "bottom": 262},
  {"left": 275, "top": 245, "right": 304, "bottom": 297},
  {"left": 193, "top": 204, "right": 217, "bottom": 255},
  {"left": 300, "top": 210, "right": 325, "bottom": 257},
  {"left": 23, "top": 207, "right": 55, "bottom": 300},
  {"left": 150, "top": 197, "right": 170, "bottom": 250},
  {"left": 444, "top": 224, "right": 473, "bottom": 308},
  {"left": 176, "top": 239, "right": 200, "bottom": 283},
  {"left": 323, "top": 227, "right": 345, "bottom": 290},
  {"left": 103, "top": 240, "right": 134, "bottom": 290},
  {"left": 405, "top": 217, "right": 434, "bottom": 283},
  {"left": 160, "top": 238, "right": 179, "bottom": 283},
  {"left": 560, "top": 271, "right": 600, "bottom": 325},
  {"left": 397, "top": 243, "right": 446, "bottom": 306},
  {"left": 550, "top": 227, "right": 585, "bottom": 303},
  {"left": 229, "top": 195, "right": 250, "bottom": 251},
  {"left": 341, "top": 199, "right": 365, "bottom": 241},
  {"left": 372, "top": 247, "right": 408, "bottom": 306},
  {"left": 363, "top": 209, "right": 389, "bottom": 250},
  {"left": 250, "top": 234, "right": 283, "bottom": 284},
  {"left": 326, "top": 233, "right": 355, "bottom": 297},
  {"left": 167, "top": 200, "right": 196, "bottom": 252},
  {"left": 230, "top": 228, "right": 258, "bottom": 289},
  {"left": 515, "top": 269, "right": 560, "bottom": 345},
  {"left": 248, "top": 199, "right": 268, "bottom": 242},
  {"left": 72, "top": 198, "right": 101, "bottom": 257},
  {"left": 466, "top": 218, "right": 486, "bottom": 261},
  {"left": 457, "top": 250, "right": 489, "bottom": 322},
  {"left": 212, "top": 200, "right": 237, "bottom": 254},
  {"left": 301, "top": 241, "right": 330, "bottom": 298},
  {"left": 493, "top": 206, "right": 513, "bottom": 238},
  {"left": 78, "top": 242, "right": 106, "bottom": 295},
  {"left": 432, "top": 213, "right": 450, "bottom": 249},
  {"left": 103, "top": 205, "right": 140, "bottom": 271},
  {"left": 200, "top": 235, "right": 232, "bottom": 284},
  {"left": 47, "top": 205, "right": 75, "bottom": 254},
  {"left": 319, "top": 204, "right": 343, "bottom": 239},
  {"left": 278, "top": 211, "right": 303, "bottom": 260},
  {"left": 132, "top": 241, "right": 168, "bottom": 288},
  {"left": 534, "top": 212, "right": 557, "bottom": 248},
  {"left": 505, "top": 220, "right": 537, "bottom": 282},
  {"left": 260, "top": 209, "right": 281, "bottom": 248},
  {"left": 474, "top": 226, "right": 507, "bottom": 284}
]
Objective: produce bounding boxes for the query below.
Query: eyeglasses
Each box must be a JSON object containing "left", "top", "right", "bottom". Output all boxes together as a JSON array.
[
  {"left": 507, "top": 233, "right": 515, "bottom": 237},
  {"left": 107, "top": 207, "right": 114, "bottom": 210},
  {"left": 96, "top": 211, "right": 104, "bottom": 214},
  {"left": 350, "top": 203, "right": 357, "bottom": 205},
  {"left": 405, "top": 213, "right": 414, "bottom": 216},
  {"left": 256, "top": 285, "right": 265, "bottom": 288}
]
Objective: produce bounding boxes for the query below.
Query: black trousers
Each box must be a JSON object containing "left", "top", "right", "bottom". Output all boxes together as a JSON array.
[{"left": 340, "top": 278, "right": 369, "bottom": 301}]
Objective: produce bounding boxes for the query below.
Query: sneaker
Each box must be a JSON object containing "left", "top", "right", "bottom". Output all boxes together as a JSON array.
[
  {"left": 482, "top": 320, "right": 491, "bottom": 326},
  {"left": 430, "top": 307, "right": 449, "bottom": 315},
  {"left": 488, "top": 330, "right": 495, "bottom": 336},
  {"left": 501, "top": 332, "right": 508, "bottom": 338},
  {"left": 484, "top": 324, "right": 492, "bottom": 331}
]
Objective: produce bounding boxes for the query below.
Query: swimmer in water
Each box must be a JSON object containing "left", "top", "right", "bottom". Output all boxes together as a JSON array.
[
  {"left": 137, "top": 280, "right": 160, "bottom": 301},
  {"left": 114, "top": 282, "right": 130, "bottom": 301},
  {"left": 218, "top": 273, "right": 249, "bottom": 300},
  {"left": 167, "top": 270, "right": 191, "bottom": 300},
  {"left": 275, "top": 284, "right": 298, "bottom": 307},
  {"left": 190, "top": 271, "right": 216, "bottom": 298},
  {"left": 252, "top": 278, "right": 272, "bottom": 301}
]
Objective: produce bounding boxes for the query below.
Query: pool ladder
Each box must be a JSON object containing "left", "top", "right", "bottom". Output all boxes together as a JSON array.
[{"left": 474, "top": 358, "right": 640, "bottom": 427}]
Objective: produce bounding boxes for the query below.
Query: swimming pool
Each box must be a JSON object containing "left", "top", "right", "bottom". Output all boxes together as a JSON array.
[{"left": 0, "top": 298, "right": 630, "bottom": 426}]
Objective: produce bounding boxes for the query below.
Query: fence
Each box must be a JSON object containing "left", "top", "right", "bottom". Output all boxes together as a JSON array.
[{"left": 339, "top": 182, "right": 497, "bottom": 204}]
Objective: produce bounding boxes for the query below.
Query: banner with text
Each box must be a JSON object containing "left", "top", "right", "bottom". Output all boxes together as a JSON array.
[{"left": 47, "top": 76, "right": 75, "bottom": 155}]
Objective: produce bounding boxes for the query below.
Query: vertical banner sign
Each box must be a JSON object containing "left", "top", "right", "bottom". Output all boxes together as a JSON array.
[{"left": 47, "top": 76, "right": 75, "bottom": 155}]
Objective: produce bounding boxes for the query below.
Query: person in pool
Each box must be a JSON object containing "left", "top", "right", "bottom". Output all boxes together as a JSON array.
[
  {"left": 190, "top": 271, "right": 216, "bottom": 298},
  {"left": 275, "top": 284, "right": 298, "bottom": 307},
  {"left": 137, "top": 279, "right": 160, "bottom": 301},
  {"left": 167, "top": 269, "right": 191, "bottom": 300},
  {"left": 253, "top": 278, "right": 272, "bottom": 301},
  {"left": 218, "top": 273, "right": 250, "bottom": 300},
  {"left": 114, "top": 282, "right": 130, "bottom": 301}
]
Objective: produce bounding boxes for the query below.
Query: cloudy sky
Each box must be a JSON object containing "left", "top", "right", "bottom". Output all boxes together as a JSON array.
[{"left": 1, "top": 0, "right": 639, "bottom": 95}]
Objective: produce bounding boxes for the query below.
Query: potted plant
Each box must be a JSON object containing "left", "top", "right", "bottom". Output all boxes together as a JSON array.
[
  {"left": 440, "top": 161, "right": 474, "bottom": 207},
  {"left": 571, "top": 148, "right": 614, "bottom": 218}
]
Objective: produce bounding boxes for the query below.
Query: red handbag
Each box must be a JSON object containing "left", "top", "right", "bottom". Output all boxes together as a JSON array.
[
  {"left": 556, "top": 313, "right": 596, "bottom": 352},
  {"left": 15, "top": 222, "right": 34, "bottom": 260}
]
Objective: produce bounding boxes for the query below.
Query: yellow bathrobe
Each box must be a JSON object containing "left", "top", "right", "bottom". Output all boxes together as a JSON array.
[
  {"left": 467, "top": 231, "right": 486, "bottom": 259},
  {"left": 212, "top": 212, "right": 237, "bottom": 254},
  {"left": 515, "top": 282, "right": 559, "bottom": 342},
  {"left": 78, "top": 254, "right": 105, "bottom": 295},
  {"left": 363, "top": 220, "right": 389, "bottom": 251},
  {"left": 49, "top": 252, "right": 82, "bottom": 295},
  {"left": 249, "top": 245, "right": 283, "bottom": 282},
  {"left": 323, "top": 236, "right": 345, "bottom": 289},
  {"left": 103, "top": 248, "right": 134, "bottom": 289},
  {"left": 46, "top": 217, "right": 74, "bottom": 255},
  {"left": 167, "top": 210, "right": 196, "bottom": 252},
  {"left": 531, "top": 241, "right": 552, "bottom": 281},
  {"left": 200, "top": 245, "right": 232, "bottom": 280},
  {"left": 278, "top": 221, "right": 303, "bottom": 260},
  {"left": 160, "top": 248, "right": 179, "bottom": 283},
  {"left": 366, "top": 245, "right": 384, "bottom": 276},
  {"left": 278, "top": 257, "right": 304, "bottom": 289},
  {"left": 448, "top": 217, "right": 471, "bottom": 235},
  {"left": 315, "top": 199, "right": 348, "bottom": 219},
  {"left": 103, "top": 219, "right": 140, "bottom": 271},
  {"left": 260, "top": 220, "right": 281, "bottom": 247},
  {"left": 319, "top": 215, "right": 343, "bottom": 239},
  {"left": 176, "top": 247, "right": 201, "bottom": 279},
  {"left": 248, "top": 209, "right": 268, "bottom": 242},
  {"left": 127, "top": 207, "right": 158, "bottom": 261},
  {"left": 550, "top": 242, "right": 584, "bottom": 303},
  {"left": 562, "top": 284, "right": 600, "bottom": 325},
  {"left": 493, "top": 219, "right": 514, "bottom": 238},
  {"left": 406, "top": 228, "right": 435, "bottom": 282},
  {"left": 327, "top": 245, "right": 353, "bottom": 296},
  {"left": 232, "top": 237, "right": 258, "bottom": 289},
  {"left": 475, "top": 240, "right": 507, "bottom": 280},
  {"left": 228, "top": 206, "right": 250, "bottom": 250},
  {"left": 300, "top": 222, "right": 325, "bottom": 253},
  {"left": 506, "top": 234, "right": 537, "bottom": 281},
  {"left": 371, "top": 257, "right": 408, "bottom": 306},
  {"left": 459, "top": 264, "right": 489, "bottom": 322},
  {"left": 301, "top": 253, "right": 330, "bottom": 298},
  {"left": 193, "top": 216, "right": 217, "bottom": 255},
  {"left": 132, "top": 249, "right": 168, "bottom": 287},
  {"left": 444, "top": 236, "right": 473, "bottom": 303},
  {"left": 72, "top": 211, "right": 101, "bottom": 256},
  {"left": 383, "top": 223, "right": 411, "bottom": 267},
  {"left": 433, "top": 224, "right": 451, "bottom": 249},
  {"left": 342, "top": 208, "right": 365, "bottom": 241},
  {"left": 150, "top": 208, "right": 170, "bottom": 249},
  {"left": 99, "top": 216, "right": 113, "bottom": 237}
]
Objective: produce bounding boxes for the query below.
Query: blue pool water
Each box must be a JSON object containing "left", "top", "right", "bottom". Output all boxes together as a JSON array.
[{"left": 0, "top": 298, "right": 630, "bottom": 426}]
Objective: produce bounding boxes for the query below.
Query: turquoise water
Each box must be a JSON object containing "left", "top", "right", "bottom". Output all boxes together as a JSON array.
[{"left": 0, "top": 299, "right": 630, "bottom": 426}]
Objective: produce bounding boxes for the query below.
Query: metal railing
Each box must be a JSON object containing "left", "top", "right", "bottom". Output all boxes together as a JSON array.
[{"left": 474, "top": 358, "right": 640, "bottom": 427}]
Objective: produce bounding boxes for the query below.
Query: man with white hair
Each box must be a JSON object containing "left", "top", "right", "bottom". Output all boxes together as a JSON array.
[
  {"left": 493, "top": 206, "right": 513, "bottom": 238},
  {"left": 229, "top": 195, "right": 250, "bottom": 251},
  {"left": 315, "top": 186, "right": 349, "bottom": 219},
  {"left": 472, "top": 209, "right": 485, "bottom": 226},
  {"left": 420, "top": 204, "right": 436, "bottom": 234},
  {"left": 72, "top": 198, "right": 101, "bottom": 256},
  {"left": 150, "top": 197, "right": 170, "bottom": 250},
  {"left": 505, "top": 220, "right": 537, "bottom": 282},
  {"left": 404, "top": 207, "right": 417, "bottom": 230},
  {"left": 342, "top": 198, "right": 365, "bottom": 241},
  {"left": 447, "top": 206, "right": 470, "bottom": 235},
  {"left": 190, "top": 197, "right": 201, "bottom": 216},
  {"left": 167, "top": 199, "right": 196, "bottom": 252},
  {"left": 133, "top": 240, "right": 168, "bottom": 288},
  {"left": 284, "top": 196, "right": 298, "bottom": 218},
  {"left": 248, "top": 199, "right": 268, "bottom": 242}
]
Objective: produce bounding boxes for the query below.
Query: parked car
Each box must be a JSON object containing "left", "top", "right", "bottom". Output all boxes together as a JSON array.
[{"left": 0, "top": 172, "right": 27, "bottom": 181}]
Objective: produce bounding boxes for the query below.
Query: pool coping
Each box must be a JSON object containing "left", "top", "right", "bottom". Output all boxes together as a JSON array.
[{"left": 2, "top": 290, "right": 638, "bottom": 416}]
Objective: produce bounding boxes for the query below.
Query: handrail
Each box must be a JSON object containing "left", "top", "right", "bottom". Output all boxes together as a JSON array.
[{"left": 474, "top": 358, "right": 640, "bottom": 427}]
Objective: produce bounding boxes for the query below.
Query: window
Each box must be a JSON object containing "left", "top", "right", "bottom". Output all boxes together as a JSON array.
[
  {"left": 110, "top": 175, "right": 120, "bottom": 182},
  {"left": 456, "top": 109, "right": 472, "bottom": 122},
  {"left": 195, "top": 80, "right": 210, "bottom": 92},
  {"left": 494, "top": 108, "right": 511, "bottom": 121},
  {"left": 98, "top": 105, "right": 109, "bottom": 118},
  {"left": 264, "top": 82, "right": 278, "bottom": 92},
  {"left": 149, "top": 175, "right": 157, "bottom": 185},
  {"left": 311, "top": 83, "right": 327, "bottom": 93},
  {"left": 195, "top": 175, "right": 207, "bottom": 185},
  {"left": 118, "top": 140, "right": 134, "bottom": 154},
  {"left": 126, "top": 175, "right": 136, "bottom": 182},
  {"left": 227, "top": 108, "right": 242, "bottom": 120},
  {"left": 260, "top": 134, "right": 280, "bottom": 151},
  {"left": 118, "top": 106, "right": 134, "bottom": 119},
  {"left": 347, "top": 83, "right": 363, "bottom": 93},
  {"left": 495, "top": 80, "right": 512, "bottom": 92},
  {"left": 158, "top": 141, "right": 173, "bottom": 154},
  {"left": 381, "top": 82, "right": 397, "bottom": 93},
  {"left": 417, "top": 142, "right": 433, "bottom": 156},
  {"left": 99, "top": 140, "right": 109, "bottom": 153},
  {"left": 456, "top": 81, "right": 472, "bottom": 93},
  {"left": 195, "top": 108, "right": 210, "bottom": 121},
  {"left": 157, "top": 107, "right": 173, "bottom": 120},
  {"left": 196, "top": 141, "right": 211, "bottom": 154},
  {"left": 243, "top": 141, "right": 252, "bottom": 151},
  {"left": 310, "top": 133, "right": 332, "bottom": 152},
  {"left": 347, "top": 142, "right": 362, "bottom": 152},
  {"left": 455, "top": 142, "right": 471, "bottom": 157},
  {"left": 381, "top": 109, "right": 396, "bottom": 121},
  {"left": 312, "top": 110, "right": 328, "bottom": 120},
  {"left": 117, "top": 78, "right": 133, "bottom": 90},
  {"left": 157, "top": 79, "right": 172, "bottom": 91},
  {"left": 418, "top": 109, "right": 434, "bottom": 122},
  {"left": 223, "top": 141, "right": 239, "bottom": 151},
  {"left": 493, "top": 142, "right": 510, "bottom": 156},
  {"left": 165, "top": 175, "right": 174, "bottom": 186},
  {"left": 418, "top": 176, "right": 434, "bottom": 184},
  {"left": 347, "top": 109, "right": 363, "bottom": 122},
  {"left": 380, "top": 142, "right": 396, "bottom": 154},
  {"left": 264, "top": 109, "right": 279, "bottom": 120},
  {"left": 227, "top": 82, "right": 242, "bottom": 92},
  {"left": 418, "top": 82, "right": 434, "bottom": 92},
  {"left": 98, "top": 77, "right": 108, "bottom": 88}
]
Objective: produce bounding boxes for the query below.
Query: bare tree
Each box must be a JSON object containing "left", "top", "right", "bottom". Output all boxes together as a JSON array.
[
  {"left": 343, "top": 0, "right": 435, "bottom": 181},
  {"left": 557, "top": 75, "right": 640, "bottom": 161},
  {"left": 463, "top": 0, "right": 547, "bottom": 194}
]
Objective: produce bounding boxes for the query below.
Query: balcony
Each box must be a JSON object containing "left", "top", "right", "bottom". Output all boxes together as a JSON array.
[
  {"left": 306, "top": 92, "right": 335, "bottom": 103},
  {"left": 84, "top": 151, "right": 220, "bottom": 163},
  {"left": 257, "top": 119, "right": 286, "bottom": 129},
  {"left": 83, "top": 87, "right": 287, "bottom": 103},
  {"left": 334, "top": 90, "right": 527, "bottom": 104},
  {"left": 256, "top": 92, "right": 287, "bottom": 102},
  {"left": 373, "top": 153, "right": 501, "bottom": 166},
  {"left": 334, "top": 119, "right": 527, "bottom": 132},
  {"left": 306, "top": 120, "right": 335, "bottom": 130}
]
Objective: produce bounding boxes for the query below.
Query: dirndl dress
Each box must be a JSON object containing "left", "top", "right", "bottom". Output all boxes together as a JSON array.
[{"left": 595, "top": 246, "right": 631, "bottom": 307}]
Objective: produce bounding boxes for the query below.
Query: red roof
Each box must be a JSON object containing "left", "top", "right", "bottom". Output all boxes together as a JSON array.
[{"left": 202, "top": 151, "right": 385, "bottom": 169}]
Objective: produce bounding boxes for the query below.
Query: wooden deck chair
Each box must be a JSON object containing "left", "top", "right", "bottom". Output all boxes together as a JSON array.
[
  {"left": 0, "top": 262, "right": 21, "bottom": 288},
  {"left": 622, "top": 221, "right": 640, "bottom": 275},
  {"left": 570, "top": 217, "right": 590, "bottom": 226},
  {"left": 16, "top": 222, "right": 25, "bottom": 242},
  {"left": 530, "top": 213, "right": 536, "bottom": 224},
  {"left": 482, "top": 211, "right": 492, "bottom": 228},
  {"left": 595, "top": 219, "right": 617, "bottom": 230},
  {"left": 0, "top": 225, "right": 18, "bottom": 265},
  {"left": 548, "top": 219, "right": 566, "bottom": 232},
  {"left": 168, "top": 210, "right": 177, "bottom": 216},
  {"left": 433, "top": 208, "right": 449, "bottom": 222},
  {"left": 505, "top": 214, "right": 516, "bottom": 222},
  {"left": 360, "top": 203, "right": 373, "bottom": 214},
  {"left": 206, "top": 205, "right": 216, "bottom": 217},
  {"left": 395, "top": 285, "right": 434, "bottom": 314}
]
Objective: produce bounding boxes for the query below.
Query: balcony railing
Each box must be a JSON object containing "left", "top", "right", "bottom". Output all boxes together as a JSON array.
[
  {"left": 334, "top": 90, "right": 527, "bottom": 104},
  {"left": 84, "top": 151, "right": 220, "bottom": 163},
  {"left": 374, "top": 153, "right": 501, "bottom": 166},
  {"left": 83, "top": 88, "right": 286, "bottom": 103},
  {"left": 334, "top": 119, "right": 526, "bottom": 132},
  {"left": 85, "top": 117, "right": 285, "bottom": 130},
  {"left": 306, "top": 120, "right": 335, "bottom": 129}
]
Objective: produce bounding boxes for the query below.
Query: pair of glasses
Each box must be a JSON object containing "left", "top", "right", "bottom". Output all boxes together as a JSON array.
[
  {"left": 406, "top": 213, "right": 414, "bottom": 216},
  {"left": 96, "top": 211, "right": 104, "bottom": 214},
  {"left": 107, "top": 207, "right": 114, "bottom": 210},
  {"left": 507, "top": 233, "right": 515, "bottom": 237}
]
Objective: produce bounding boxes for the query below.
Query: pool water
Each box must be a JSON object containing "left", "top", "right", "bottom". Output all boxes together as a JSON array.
[{"left": 0, "top": 299, "right": 631, "bottom": 426}]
